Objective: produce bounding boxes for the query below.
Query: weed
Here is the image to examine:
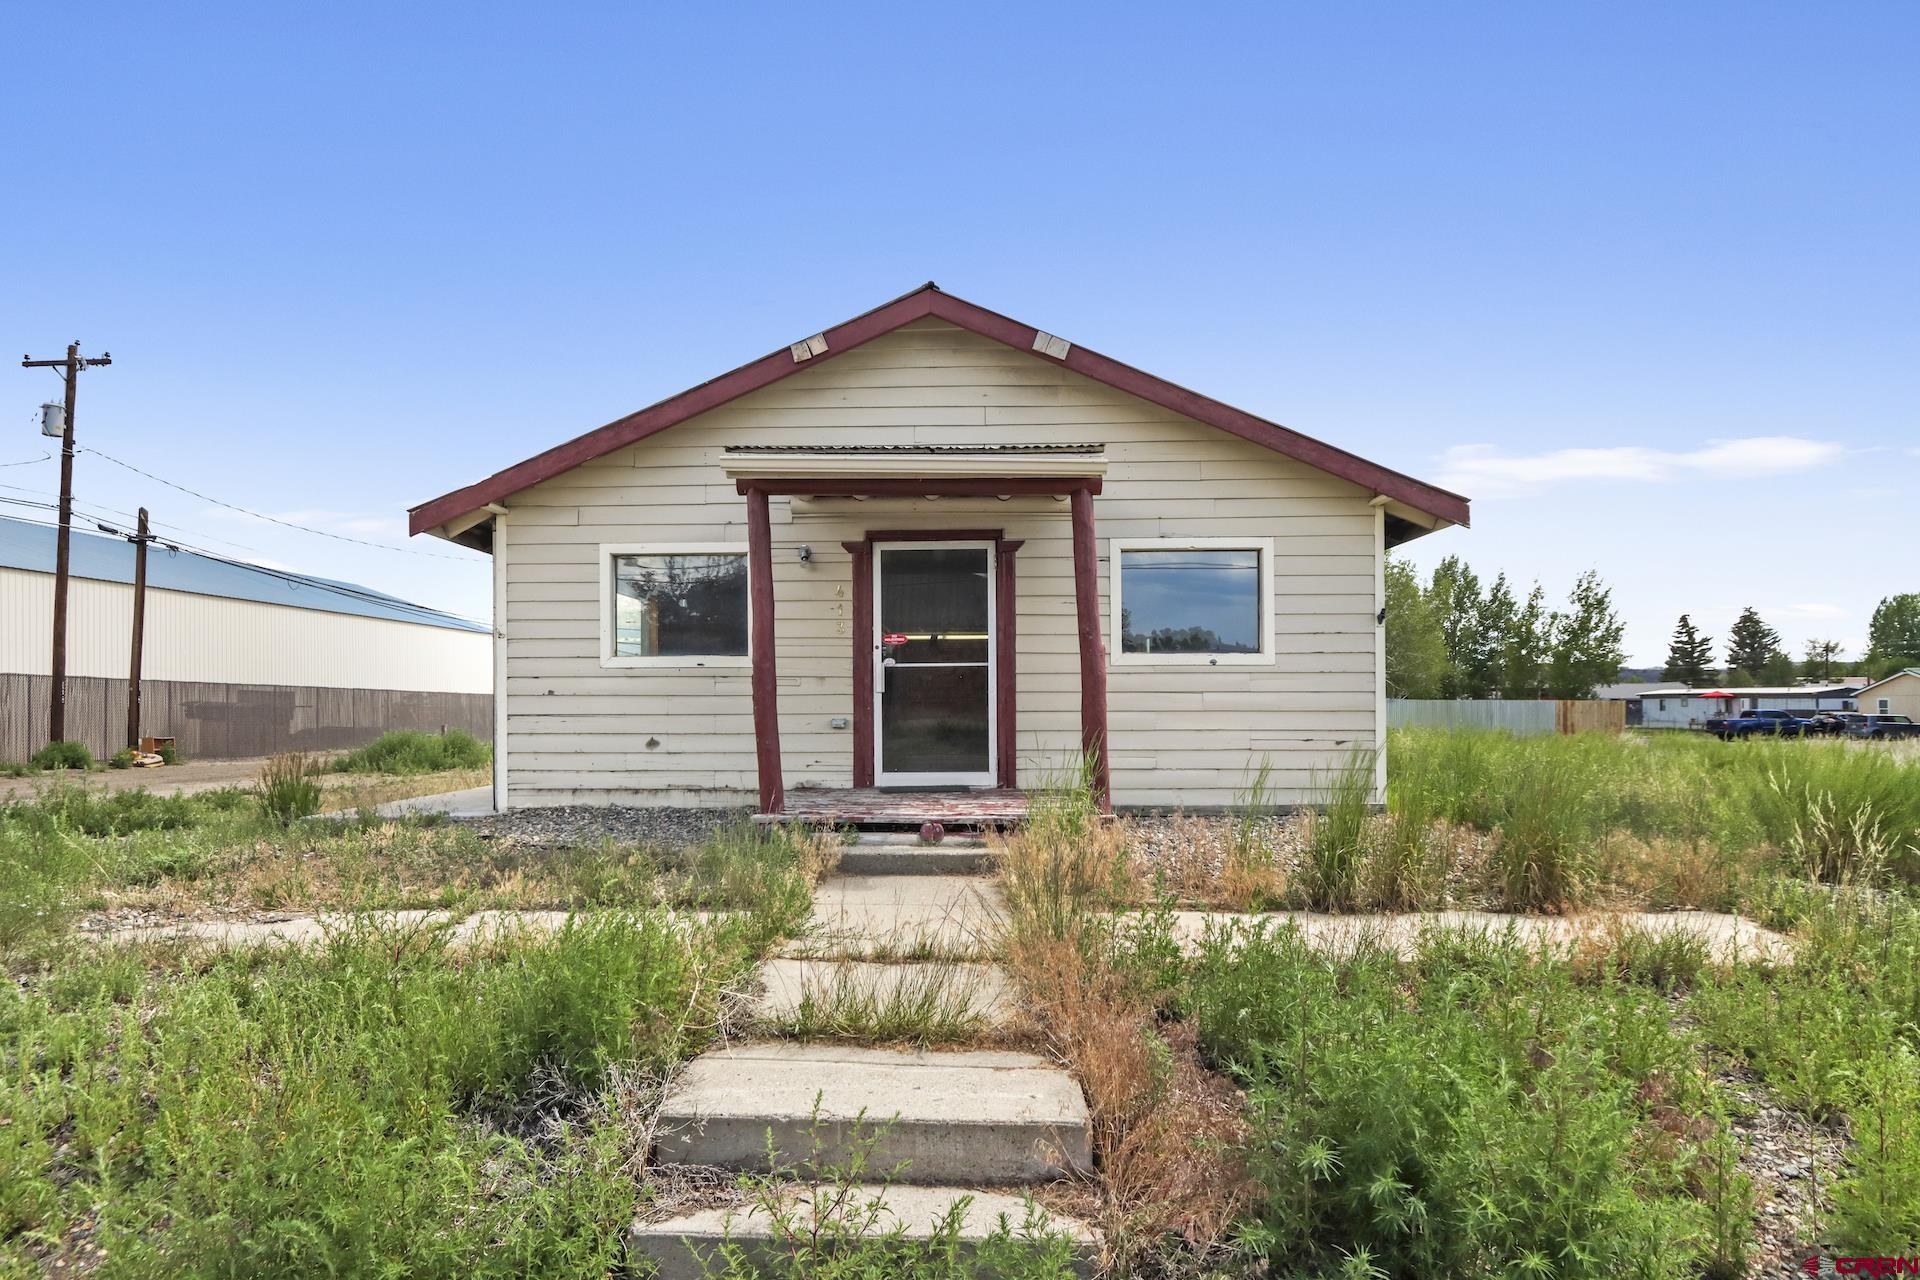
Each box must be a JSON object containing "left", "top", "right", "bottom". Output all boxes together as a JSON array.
[
  {"left": 1186, "top": 922, "right": 1743, "bottom": 1277},
  {"left": 332, "top": 728, "right": 492, "bottom": 775},
  {"left": 769, "top": 959, "right": 994, "bottom": 1046},
  {"left": 29, "top": 740, "right": 91, "bottom": 771},
  {"left": 256, "top": 751, "right": 323, "bottom": 823},
  {"left": 1299, "top": 749, "right": 1374, "bottom": 910},
  {"left": 1, "top": 912, "right": 757, "bottom": 1277}
]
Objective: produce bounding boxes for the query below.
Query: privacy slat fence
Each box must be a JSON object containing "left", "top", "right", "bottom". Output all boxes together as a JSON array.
[
  {"left": 2, "top": 674, "right": 490, "bottom": 764},
  {"left": 1388, "top": 698, "right": 1625, "bottom": 737}
]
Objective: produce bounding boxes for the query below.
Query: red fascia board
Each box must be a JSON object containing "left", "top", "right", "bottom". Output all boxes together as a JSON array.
[
  {"left": 921, "top": 291, "right": 1469, "bottom": 527},
  {"left": 409, "top": 284, "right": 1469, "bottom": 535},
  {"left": 408, "top": 288, "right": 939, "bottom": 535}
]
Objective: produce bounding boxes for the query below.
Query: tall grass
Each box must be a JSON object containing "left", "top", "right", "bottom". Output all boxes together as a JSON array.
[
  {"left": 1299, "top": 749, "right": 1375, "bottom": 910},
  {"left": 332, "top": 728, "right": 492, "bottom": 775},
  {"left": 1, "top": 912, "right": 757, "bottom": 1277},
  {"left": 256, "top": 751, "right": 323, "bottom": 823},
  {"left": 1390, "top": 728, "right": 1920, "bottom": 899}
]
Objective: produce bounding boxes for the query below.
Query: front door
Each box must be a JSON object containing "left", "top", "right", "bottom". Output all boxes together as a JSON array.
[{"left": 873, "top": 541, "right": 995, "bottom": 787}]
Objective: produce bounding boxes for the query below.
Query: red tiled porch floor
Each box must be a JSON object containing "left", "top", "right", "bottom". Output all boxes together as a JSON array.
[{"left": 753, "top": 788, "right": 1030, "bottom": 830}]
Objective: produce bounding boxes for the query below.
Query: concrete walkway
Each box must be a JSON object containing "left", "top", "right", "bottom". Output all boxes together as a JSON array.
[
  {"left": 635, "top": 832, "right": 1095, "bottom": 1278},
  {"left": 316, "top": 785, "right": 494, "bottom": 820},
  {"left": 1165, "top": 907, "right": 1794, "bottom": 964}
]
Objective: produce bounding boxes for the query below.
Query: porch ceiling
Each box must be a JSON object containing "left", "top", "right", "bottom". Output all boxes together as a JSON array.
[{"left": 721, "top": 443, "right": 1107, "bottom": 486}]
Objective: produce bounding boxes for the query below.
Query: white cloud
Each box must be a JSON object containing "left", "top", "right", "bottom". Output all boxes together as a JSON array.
[{"left": 1436, "top": 436, "right": 1846, "bottom": 495}]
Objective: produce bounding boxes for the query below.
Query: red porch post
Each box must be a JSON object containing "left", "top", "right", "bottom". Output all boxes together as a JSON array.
[
  {"left": 1068, "top": 485, "right": 1111, "bottom": 811},
  {"left": 843, "top": 539, "right": 875, "bottom": 788},
  {"left": 745, "top": 485, "right": 784, "bottom": 813}
]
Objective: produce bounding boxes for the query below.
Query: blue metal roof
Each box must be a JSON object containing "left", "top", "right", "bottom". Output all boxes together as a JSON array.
[{"left": 0, "top": 516, "right": 488, "bottom": 633}]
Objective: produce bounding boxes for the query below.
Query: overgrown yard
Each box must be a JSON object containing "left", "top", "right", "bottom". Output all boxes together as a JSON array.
[
  {"left": 1, "top": 775, "right": 829, "bottom": 1279},
  {"left": 5, "top": 729, "right": 1920, "bottom": 1277},
  {"left": 993, "top": 731, "right": 1920, "bottom": 1277}
]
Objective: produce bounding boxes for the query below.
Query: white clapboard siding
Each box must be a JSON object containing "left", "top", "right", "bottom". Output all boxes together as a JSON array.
[{"left": 499, "top": 318, "right": 1385, "bottom": 809}]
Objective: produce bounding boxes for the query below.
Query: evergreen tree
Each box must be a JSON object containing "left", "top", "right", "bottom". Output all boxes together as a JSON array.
[
  {"left": 1383, "top": 557, "right": 1447, "bottom": 698},
  {"left": 1544, "top": 571, "right": 1628, "bottom": 698},
  {"left": 1866, "top": 594, "right": 1920, "bottom": 664},
  {"left": 1725, "top": 607, "right": 1784, "bottom": 677},
  {"left": 1661, "top": 614, "right": 1715, "bottom": 686},
  {"left": 1430, "top": 556, "right": 1490, "bottom": 699},
  {"left": 1497, "top": 583, "right": 1550, "bottom": 699}
]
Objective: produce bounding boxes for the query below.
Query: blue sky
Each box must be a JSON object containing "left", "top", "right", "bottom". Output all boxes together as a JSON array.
[{"left": 4, "top": 4, "right": 1914, "bottom": 665}]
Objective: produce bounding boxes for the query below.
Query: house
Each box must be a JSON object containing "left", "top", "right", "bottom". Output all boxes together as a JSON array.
[
  {"left": 1594, "top": 681, "right": 1687, "bottom": 727},
  {"left": 1854, "top": 669, "right": 1920, "bottom": 719},
  {"left": 408, "top": 284, "right": 1469, "bottom": 817},
  {"left": 0, "top": 514, "right": 491, "bottom": 762},
  {"left": 1636, "top": 683, "right": 1863, "bottom": 730}
]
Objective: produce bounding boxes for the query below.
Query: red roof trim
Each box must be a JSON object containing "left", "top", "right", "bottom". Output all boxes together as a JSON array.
[{"left": 408, "top": 283, "right": 1468, "bottom": 535}]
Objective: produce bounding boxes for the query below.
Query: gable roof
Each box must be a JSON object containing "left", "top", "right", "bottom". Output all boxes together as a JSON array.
[
  {"left": 1855, "top": 668, "right": 1920, "bottom": 696},
  {"left": 408, "top": 283, "right": 1470, "bottom": 541},
  {"left": 0, "top": 515, "right": 487, "bottom": 633}
]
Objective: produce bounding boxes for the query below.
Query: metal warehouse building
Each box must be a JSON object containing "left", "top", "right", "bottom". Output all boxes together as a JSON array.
[{"left": 0, "top": 516, "right": 491, "bottom": 762}]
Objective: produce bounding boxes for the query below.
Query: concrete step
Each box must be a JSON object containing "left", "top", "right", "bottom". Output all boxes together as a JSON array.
[
  {"left": 654, "top": 1042, "right": 1090, "bottom": 1183},
  {"left": 628, "top": 1183, "right": 1098, "bottom": 1279},
  {"left": 785, "top": 875, "right": 1003, "bottom": 960},
  {"left": 837, "top": 836, "right": 994, "bottom": 876},
  {"left": 751, "top": 957, "right": 1017, "bottom": 1031}
]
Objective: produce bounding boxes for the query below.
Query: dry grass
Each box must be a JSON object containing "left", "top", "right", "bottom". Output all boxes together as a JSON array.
[
  {"left": 994, "top": 801, "right": 1256, "bottom": 1273},
  {"left": 318, "top": 766, "right": 492, "bottom": 811}
]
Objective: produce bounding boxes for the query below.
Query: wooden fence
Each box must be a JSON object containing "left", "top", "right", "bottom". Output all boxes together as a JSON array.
[
  {"left": 1389, "top": 698, "right": 1626, "bottom": 737},
  {"left": 1, "top": 673, "right": 490, "bottom": 763}
]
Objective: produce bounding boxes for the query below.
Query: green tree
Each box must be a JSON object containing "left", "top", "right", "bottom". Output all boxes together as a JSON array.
[
  {"left": 1758, "top": 649, "right": 1799, "bottom": 686},
  {"left": 1497, "top": 582, "right": 1550, "bottom": 699},
  {"left": 1469, "top": 574, "right": 1518, "bottom": 698},
  {"left": 1383, "top": 557, "right": 1447, "bottom": 698},
  {"left": 1544, "top": 570, "right": 1628, "bottom": 698},
  {"left": 1430, "top": 556, "right": 1490, "bottom": 699},
  {"left": 1866, "top": 594, "right": 1920, "bottom": 664},
  {"left": 1725, "top": 607, "right": 1784, "bottom": 678},
  {"left": 1661, "top": 614, "right": 1715, "bottom": 686},
  {"left": 1801, "top": 637, "right": 1843, "bottom": 681}
]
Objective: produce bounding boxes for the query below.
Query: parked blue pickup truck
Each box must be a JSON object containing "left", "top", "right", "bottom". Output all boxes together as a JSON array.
[{"left": 1701, "top": 709, "right": 1811, "bottom": 739}]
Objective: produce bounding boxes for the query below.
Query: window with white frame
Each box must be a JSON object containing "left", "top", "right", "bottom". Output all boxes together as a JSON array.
[
  {"left": 600, "top": 544, "right": 749, "bottom": 667},
  {"left": 1881, "top": 697, "right": 1892, "bottom": 715},
  {"left": 1111, "top": 537, "right": 1274, "bottom": 663}
]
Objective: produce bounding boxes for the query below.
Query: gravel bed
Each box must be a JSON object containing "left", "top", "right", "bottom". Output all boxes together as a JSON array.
[
  {"left": 453, "top": 804, "right": 753, "bottom": 852},
  {"left": 1120, "top": 812, "right": 1499, "bottom": 909},
  {"left": 1719, "top": 1062, "right": 1847, "bottom": 1277}
]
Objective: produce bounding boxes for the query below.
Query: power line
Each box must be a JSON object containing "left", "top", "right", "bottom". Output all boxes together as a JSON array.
[
  {"left": 1, "top": 452, "right": 51, "bottom": 468},
  {"left": 0, "top": 505, "right": 487, "bottom": 628},
  {"left": 0, "top": 480, "right": 273, "bottom": 558},
  {"left": 78, "top": 444, "right": 480, "bottom": 561}
]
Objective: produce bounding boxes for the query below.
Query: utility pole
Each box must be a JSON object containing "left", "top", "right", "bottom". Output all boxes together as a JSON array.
[
  {"left": 127, "top": 508, "right": 153, "bottom": 749},
  {"left": 20, "top": 342, "right": 111, "bottom": 745}
]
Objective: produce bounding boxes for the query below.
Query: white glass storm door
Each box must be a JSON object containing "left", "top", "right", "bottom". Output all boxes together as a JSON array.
[{"left": 873, "top": 541, "right": 996, "bottom": 787}]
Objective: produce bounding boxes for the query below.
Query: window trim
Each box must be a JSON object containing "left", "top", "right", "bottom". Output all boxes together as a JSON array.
[
  {"left": 599, "top": 542, "right": 752, "bottom": 669},
  {"left": 1109, "top": 536, "right": 1275, "bottom": 666}
]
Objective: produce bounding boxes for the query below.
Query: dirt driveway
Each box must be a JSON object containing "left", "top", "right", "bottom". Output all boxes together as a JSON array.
[{"left": 1, "top": 757, "right": 490, "bottom": 806}]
